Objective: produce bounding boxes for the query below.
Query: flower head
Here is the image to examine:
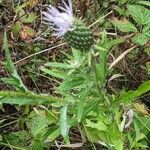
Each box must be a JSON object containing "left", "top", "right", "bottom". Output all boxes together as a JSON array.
[
  {"left": 43, "top": 0, "right": 74, "bottom": 37},
  {"left": 43, "top": 0, "right": 94, "bottom": 50}
]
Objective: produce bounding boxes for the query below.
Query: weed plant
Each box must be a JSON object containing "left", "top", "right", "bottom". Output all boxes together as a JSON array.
[{"left": 0, "top": 0, "right": 150, "bottom": 150}]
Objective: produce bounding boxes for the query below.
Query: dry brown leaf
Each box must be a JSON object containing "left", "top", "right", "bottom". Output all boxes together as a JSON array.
[
  {"left": 20, "top": 26, "right": 36, "bottom": 41},
  {"left": 26, "top": 0, "right": 39, "bottom": 8},
  {"left": 109, "top": 46, "right": 137, "bottom": 70}
]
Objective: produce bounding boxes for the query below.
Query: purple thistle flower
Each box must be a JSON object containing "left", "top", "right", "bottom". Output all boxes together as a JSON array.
[{"left": 43, "top": 0, "right": 74, "bottom": 37}]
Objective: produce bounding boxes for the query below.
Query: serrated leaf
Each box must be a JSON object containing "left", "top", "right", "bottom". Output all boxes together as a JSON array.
[
  {"left": 0, "top": 91, "right": 67, "bottom": 105},
  {"left": 128, "top": 5, "right": 150, "bottom": 25},
  {"left": 142, "top": 24, "right": 150, "bottom": 37},
  {"left": 132, "top": 33, "right": 149, "bottom": 45},
  {"left": 111, "top": 18, "right": 137, "bottom": 32},
  {"left": 3, "top": 32, "right": 28, "bottom": 91}
]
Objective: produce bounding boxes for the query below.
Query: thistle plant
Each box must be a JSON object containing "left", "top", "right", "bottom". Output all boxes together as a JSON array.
[
  {"left": 1, "top": 1, "right": 150, "bottom": 150},
  {"left": 43, "top": 0, "right": 94, "bottom": 50}
]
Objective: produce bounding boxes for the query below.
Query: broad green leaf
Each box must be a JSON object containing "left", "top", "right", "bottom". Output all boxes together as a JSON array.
[
  {"left": 127, "top": 5, "right": 150, "bottom": 25},
  {"left": 132, "top": 33, "right": 149, "bottom": 46},
  {"left": 111, "top": 18, "right": 137, "bottom": 32}
]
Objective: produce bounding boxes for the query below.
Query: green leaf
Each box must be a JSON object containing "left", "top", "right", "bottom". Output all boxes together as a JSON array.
[
  {"left": 0, "top": 77, "right": 21, "bottom": 87},
  {"left": 58, "top": 78, "right": 84, "bottom": 91},
  {"left": 132, "top": 33, "right": 149, "bottom": 46},
  {"left": 117, "top": 80, "right": 150, "bottom": 105},
  {"left": 45, "top": 62, "right": 72, "bottom": 69},
  {"left": 71, "top": 48, "right": 82, "bottom": 64},
  {"left": 137, "top": 1, "right": 150, "bottom": 7},
  {"left": 85, "top": 119, "right": 107, "bottom": 131},
  {"left": 84, "top": 128, "right": 101, "bottom": 143},
  {"left": 0, "top": 91, "right": 67, "bottom": 105},
  {"left": 127, "top": 5, "right": 150, "bottom": 25},
  {"left": 144, "top": 47, "right": 150, "bottom": 56},
  {"left": 146, "top": 62, "right": 150, "bottom": 76},
  {"left": 32, "top": 140, "right": 43, "bottom": 150},
  {"left": 11, "top": 22, "right": 22, "bottom": 37},
  {"left": 142, "top": 24, "right": 150, "bottom": 37},
  {"left": 77, "top": 87, "right": 92, "bottom": 122},
  {"left": 41, "top": 67, "right": 66, "bottom": 79},
  {"left": 95, "top": 45, "right": 107, "bottom": 87},
  {"left": 3, "top": 32, "right": 28, "bottom": 91},
  {"left": 47, "top": 128, "right": 60, "bottom": 141},
  {"left": 15, "top": 3, "right": 26, "bottom": 13},
  {"left": 5, "top": 131, "right": 31, "bottom": 148},
  {"left": 111, "top": 18, "right": 137, "bottom": 32},
  {"left": 21, "top": 13, "right": 37, "bottom": 23},
  {"left": 135, "top": 115, "right": 150, "bottom": 135},
  {"left": 27, "top": 114, "right": 48, "bottom": 138}
]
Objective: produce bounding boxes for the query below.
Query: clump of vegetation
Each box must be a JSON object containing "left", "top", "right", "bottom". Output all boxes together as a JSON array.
[{"left": 0, "top": 0, "right": 150, "bottom": 150}]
